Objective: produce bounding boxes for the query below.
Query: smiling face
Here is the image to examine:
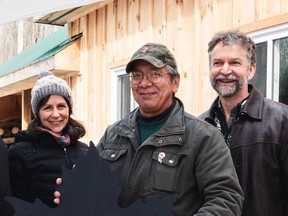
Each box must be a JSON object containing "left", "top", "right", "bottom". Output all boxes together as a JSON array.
[
  {"left": 38, "top": 95, "right": 69, "bottom": 135},
  {"left": 130, "top": 60, "right": 180, "bottom": 117},
  {"left": 209, "top": 43, "right": 256, "bottom": 100}
]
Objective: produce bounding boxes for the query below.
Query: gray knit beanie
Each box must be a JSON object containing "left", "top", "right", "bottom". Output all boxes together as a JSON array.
[{"left": 31, "top": 70, "right": 73, "bottom": 116}]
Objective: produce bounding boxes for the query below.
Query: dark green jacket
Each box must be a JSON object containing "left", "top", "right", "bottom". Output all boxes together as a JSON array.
[{"left": 98, "top": 98, "right": 244, "bottom": 216}]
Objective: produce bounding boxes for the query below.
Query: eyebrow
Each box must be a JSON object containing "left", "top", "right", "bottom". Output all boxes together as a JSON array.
[
  {"left": 212, "top": 57, "right": 242, "bottom": 61},
  {"left": 43, "top": 101, "right": 67, "bottom": 106}
]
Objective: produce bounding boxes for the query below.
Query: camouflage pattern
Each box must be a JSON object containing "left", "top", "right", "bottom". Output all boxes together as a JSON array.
[{"left": 125, "top": 43, "right": 178, "bottom": 74}]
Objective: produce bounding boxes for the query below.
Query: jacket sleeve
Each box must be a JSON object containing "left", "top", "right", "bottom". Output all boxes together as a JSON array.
[
  {"left": 0, "top": 139, "right": 11, "bottom": 197},
  {"left": 280, "top": 128, "right": 288, "bottom": 215},
  {"left": 8, "top": 143, "right": 33, "bottom": 202},
  {"left": 194, "top": 124, "right": 244, "bottom": 216}
]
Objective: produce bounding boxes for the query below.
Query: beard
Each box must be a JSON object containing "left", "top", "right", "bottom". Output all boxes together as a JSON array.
[{"left": 210, "top": 74, "right": 247, "bottom": 98}]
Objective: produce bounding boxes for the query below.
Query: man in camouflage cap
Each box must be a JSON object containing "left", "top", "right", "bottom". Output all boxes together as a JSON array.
[{"left": 97, "top": 43, "right": 243, "bottom": 215}]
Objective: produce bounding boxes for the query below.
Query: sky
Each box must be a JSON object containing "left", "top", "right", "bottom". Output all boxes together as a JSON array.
[{"left": 0, "top": 0, "right": 104, "bottom": 25}]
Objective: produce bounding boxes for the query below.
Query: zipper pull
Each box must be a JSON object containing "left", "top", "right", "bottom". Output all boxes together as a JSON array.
[{"left": 63, "top": 147, "right": 74, "bottom": 169}]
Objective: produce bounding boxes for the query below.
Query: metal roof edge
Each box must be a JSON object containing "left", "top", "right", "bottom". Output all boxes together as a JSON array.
[{"left": 0, "top": 25, "right": 81, "bottom": 76}]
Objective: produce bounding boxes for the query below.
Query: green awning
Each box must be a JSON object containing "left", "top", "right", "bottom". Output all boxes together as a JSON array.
[{"left": 0, "top": 25, "right": 81, "bottom": 76}]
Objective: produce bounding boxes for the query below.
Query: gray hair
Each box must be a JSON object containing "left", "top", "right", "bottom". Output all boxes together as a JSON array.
[
  {"left": 208, "top": 30, "right": 256, "bottom": 66},
  {"left": 166, "top": 64, "right": 179, "bottom": 80}
]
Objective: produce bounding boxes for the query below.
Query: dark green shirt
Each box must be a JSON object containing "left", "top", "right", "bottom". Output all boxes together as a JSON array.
[{"left": 137, "top": 100, "right": 176, "bottom": 144}]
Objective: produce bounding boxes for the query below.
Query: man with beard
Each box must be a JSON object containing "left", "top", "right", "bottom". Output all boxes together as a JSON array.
[{"left": 200, "top": 30, "right": 288, "bottom": 216}]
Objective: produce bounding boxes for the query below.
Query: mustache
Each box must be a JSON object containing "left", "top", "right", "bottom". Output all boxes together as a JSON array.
[{"left": 214, "top": 74, "right": 238, "bottom": 81}]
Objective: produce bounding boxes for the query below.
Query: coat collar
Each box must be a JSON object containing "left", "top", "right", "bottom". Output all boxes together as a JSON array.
[
  {"left": 240, "top": 84, "right": 263, "bottom": 120},
  {"left": 207, "top": 84, "right": 264, "bottom": 122},
  {"left": 112, "top": 97, "right": 185, "bottom": 138}
]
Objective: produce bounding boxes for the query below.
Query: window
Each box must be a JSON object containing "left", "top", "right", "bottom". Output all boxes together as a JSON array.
[
  {"left": 248, "top": 23, "right": 288, "bottom": 105},
  {"left": 110, "top": 66, "right": 137, "bottom": 123}
]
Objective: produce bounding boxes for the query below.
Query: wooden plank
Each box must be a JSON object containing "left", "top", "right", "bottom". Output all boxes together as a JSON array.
[
  {"left": 196, "top": 0, "right": 233, "bottom": 113},
  {"left": 106, "top": 2, "right": 116, "bottom": 63},
  {"left": 211, "top": 0, "right": 233, "bottom": 31},
  {"left": 139, "top": 0, "right": 153, "bottom": 44},
  {"left": 234, "top": 0, "right": 256, "bottom": 26},
  {"left": 115, "top": 0, "right": 128, "bottom": 60},
  {"left": 281, "top": 0, "right": 288, "bottom": 12},
  {"left": 54, "top": 38, "right": 81, "bottom": 72},
  {"left": 177, "top": 0, "right": 195, "bottom": 114},
  {"left": 238, "top": 13, "right": 288, "bottom": 33},
  {"left": 67, "top": 0, "right": 114, "bottom": 24},
  {"left": 166, "top": 0, "right": 179, "bottom": 50},
  {"left": 152, "top": 0, "right": 166, "bottom": 43},
  {"left": 256, "top": 0, "right": 281, "bottom": 19},
  {"left": 22, "top": 90, "right": 31, "bottom": 130},
  {"left": 126, "top": 0, "right": 140, "bottom": 54},
  {"left": 96, "top": 7, "right": 109, "bottom": 139},
  {"left": 68, "top": 19, "right": 81, "bottom": 37}
]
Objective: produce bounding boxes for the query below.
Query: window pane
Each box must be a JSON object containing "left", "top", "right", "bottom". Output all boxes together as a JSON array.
[
  {"left": 252, "top": 42, "right": 267, "bottom": 96},
  {"left": 276, "top": 37, "right": 288, "bottom": 105},
  {"left": 117, "top": 74, "right": 131, "bottom": 119}
]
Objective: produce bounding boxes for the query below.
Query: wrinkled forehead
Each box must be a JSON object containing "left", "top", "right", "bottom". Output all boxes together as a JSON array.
[{"left": 211, "top": 43, "right": 248, "bottom": 56}]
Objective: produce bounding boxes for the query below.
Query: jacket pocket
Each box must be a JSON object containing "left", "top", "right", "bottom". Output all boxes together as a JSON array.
[
  {"left": 100, "top": 148, "right": 128, "bottom": 162},
  {"left": 150, "top": 150, "right": 186, "bottom": 193}
]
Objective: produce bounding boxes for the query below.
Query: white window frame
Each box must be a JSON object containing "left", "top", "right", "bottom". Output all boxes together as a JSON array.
[
  {"left": 248, "top": 23, "right": 288, "bottom": 101},
  {"left": 110, "top": 66, "right": 137, "bottom": 124}
]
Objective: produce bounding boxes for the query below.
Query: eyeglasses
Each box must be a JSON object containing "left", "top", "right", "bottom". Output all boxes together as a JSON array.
[{"left": 129, "top": 70, "right": 169, "bottom": 85}]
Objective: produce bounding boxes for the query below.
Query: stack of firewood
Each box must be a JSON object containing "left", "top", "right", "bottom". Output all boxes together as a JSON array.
[{"left": 0, "top": 116, "right": 21, "bottom": 147}]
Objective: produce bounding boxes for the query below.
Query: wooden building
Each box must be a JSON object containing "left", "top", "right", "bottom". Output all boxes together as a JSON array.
[{"left": 1, "top": 0, "right": 288, "bottom": 145}]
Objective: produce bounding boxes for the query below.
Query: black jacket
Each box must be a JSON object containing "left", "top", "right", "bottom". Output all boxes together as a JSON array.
[
  {"left": 8, "top": 130, "right": 88, "bottom": 207},
  {"left": 200, "top": 85, "right": 288, "bottom": 216},
  {"left": 98, "top": 98, "right": 243, "bottom": 216},
  {"left": 0, "top": 138, "right": 14, "bottom": 216},
  {"left": 0, "top": 138, "right": 10, "bottom": 198}
]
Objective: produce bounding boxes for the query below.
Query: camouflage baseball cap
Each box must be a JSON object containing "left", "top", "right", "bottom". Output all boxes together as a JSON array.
[{"left": 126, "top": 43, "right": 178, "bottom": 73}]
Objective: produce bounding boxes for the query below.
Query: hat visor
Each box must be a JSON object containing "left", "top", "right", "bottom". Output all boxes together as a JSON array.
[{"left": 126, "top": 57, "right": 166, "bottom": 73}]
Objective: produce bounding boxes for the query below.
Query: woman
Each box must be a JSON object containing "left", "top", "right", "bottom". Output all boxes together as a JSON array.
[{"left": 8, "top": 70, "right": 88, "bottom": 207}]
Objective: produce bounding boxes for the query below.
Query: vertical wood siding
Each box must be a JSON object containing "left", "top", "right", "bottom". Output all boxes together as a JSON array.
[{"left": 67, "top": 0, "right": 288, "bottom": 143}]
